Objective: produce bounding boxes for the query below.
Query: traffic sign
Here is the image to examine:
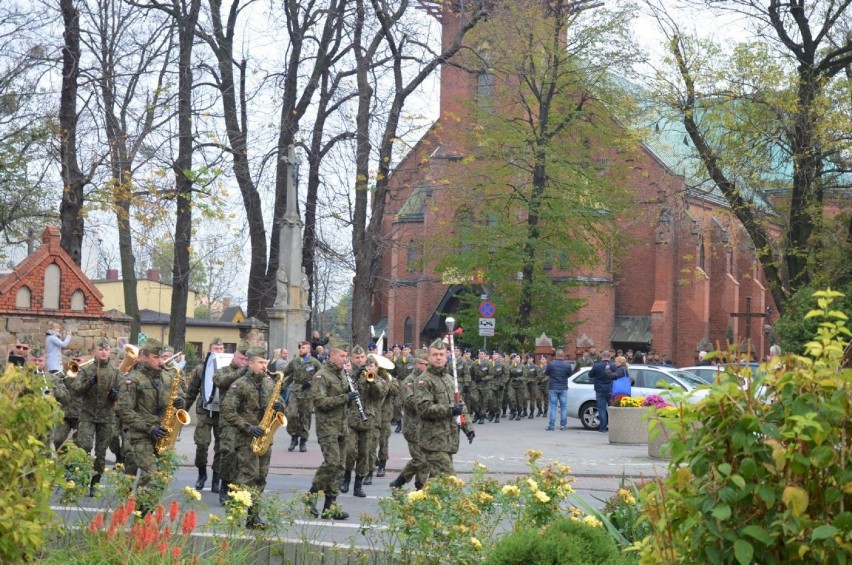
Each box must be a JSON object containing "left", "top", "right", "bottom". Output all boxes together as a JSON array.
[
  {"left": 138, "top": 332, "right": 148, "bottom": 345},
  {"left": 478, "top": 318, "right": 495, "bottom": 336},
  {"left": 479, "top": 301, "right": 496, "bottom": 318}
]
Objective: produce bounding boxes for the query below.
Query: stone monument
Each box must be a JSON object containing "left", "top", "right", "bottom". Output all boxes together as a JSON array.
[{"left": 266, "top": 145, "right": 311, "bottom": 356}]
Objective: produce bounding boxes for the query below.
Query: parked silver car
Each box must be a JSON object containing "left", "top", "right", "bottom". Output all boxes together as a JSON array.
[{"left": 566, "top": 364, "right": 708, "bottom": 430}]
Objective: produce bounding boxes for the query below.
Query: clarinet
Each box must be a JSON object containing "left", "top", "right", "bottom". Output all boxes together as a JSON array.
[{"left": 344, "top": 366, "right": 369, "bottom": 422}]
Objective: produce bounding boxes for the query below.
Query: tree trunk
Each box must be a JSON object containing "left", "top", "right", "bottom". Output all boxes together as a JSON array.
[{"left": 59, "top": 0, "right": 86, "bottom": 265}]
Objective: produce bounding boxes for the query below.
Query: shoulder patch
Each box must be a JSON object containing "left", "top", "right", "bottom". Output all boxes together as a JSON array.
[{"left": 230, "top": 384, "right": 238, "bottom": 389}]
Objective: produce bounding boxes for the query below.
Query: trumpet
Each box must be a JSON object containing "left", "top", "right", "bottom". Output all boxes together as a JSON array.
[
  {"left": 162, "top": 351, "right": 184, "bottom": 369},
  {"left": 64, "top": 358, "right": 94, "bottom": 379},
  {"left": 118, "top": 344, "right": 139, "bottom": 375},
  {"left": 364, "top": 366, "right": 376, "bottom": 382}
]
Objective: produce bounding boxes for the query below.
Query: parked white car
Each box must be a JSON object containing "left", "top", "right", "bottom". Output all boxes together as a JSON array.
[{"left": 566, "top": 364, "right": 708, "bottom": 430}]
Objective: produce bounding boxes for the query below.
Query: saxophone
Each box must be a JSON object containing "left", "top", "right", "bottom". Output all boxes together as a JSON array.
[
  {"left": 251, "top": 371, "right": 288, "bottom": 455},
  {"left": 154, "top": 355, "right": 191, "bottom": 456}
]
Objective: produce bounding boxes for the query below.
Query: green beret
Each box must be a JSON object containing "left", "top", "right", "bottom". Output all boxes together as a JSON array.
[
  {"left": 327, "top": 337, "right": 349, "bottom": 352},
  {"left": 428, "top": 338, "right": 446, "bottom": 351},
  {"left": 351, "top": 345, "right": 365, "bottom": 356},
  {"left": 95, "top": 337, "right": 110, "bottom": 349},
  {"left": 210, "top": 337, "right": 224, "bottom": 345},
  {"left": 237, "top": 341, "right": 251, "bottom": 354},
  {"left": 140, "top": 339, "right": 163, "bottom": 355},
  {"left": 246, "top": 347, "right": 267, "bottom": 360}
]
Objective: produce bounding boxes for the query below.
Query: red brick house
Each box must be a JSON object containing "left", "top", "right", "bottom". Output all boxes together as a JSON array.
[
  {"left": 0, "top": 226, "right": 131, "bottom": 360},
  {"left": 371, "top": 4, "right": 778, "bottom": 366}
]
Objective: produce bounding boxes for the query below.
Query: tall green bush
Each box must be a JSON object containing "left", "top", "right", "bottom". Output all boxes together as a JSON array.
[
  {"left": 0, "top": 365, "right": 64, "bottom": 562},
  {"left": 636, "top": 289, "right": 852, "bottom": 564}
]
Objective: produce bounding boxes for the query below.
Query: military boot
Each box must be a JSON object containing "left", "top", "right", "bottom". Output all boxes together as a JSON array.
[
  {"left": 321, "top": 496, "right": 349, "bottom": 520},
  {"left": 88, "top": 474, "right": 101, "bottom": 497},
  {"left": 287, "top": 435, "right": 299, "bottom": 452},
  {"left": 494, "top": 413, "right": 501, "bottom": 423},
  {"left": 299, "top": 437, "right": 307, "bottom": 452},
  {"left": 414, "top": 480, "right": 424, "bottom": 491},
  {"left": 195, "top": 466, "right": 207, "bottom": 490},
  {"left": 528, "top": 411, "right": 535, "bottom": 419},
  {"left": 363, "top": 471, "right": 373, "bottom": 485},
  {"left": 394, "top": 420, "right": 402, "bottom": 434},
  {"left": 211, "top": 471, "right": 220, "bottom": 493},
  {"left": 305, "top": 486, "right": 320, "bottom": 518},
  {"left": 376, "top": 460, "right": 386, "bottom": 478},
  {"left": 353, "top": 475, "right": 366, "bottom": 498},
  {"left": 246, "top": 505, "right": 267, "bottom": 530},
  {"left": 339, "top": 470, "right": 351, "bottom": 494},
  {"left": 389, "top": 475, "right": 407, "bottom": 489},
  {"left": 218, "top": 482, "right": 230, "bottom": 506}
]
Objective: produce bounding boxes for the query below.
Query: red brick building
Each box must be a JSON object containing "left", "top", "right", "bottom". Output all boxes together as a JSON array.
[{"left": 372, "top": 4, "right": 777, "bottom": 366}]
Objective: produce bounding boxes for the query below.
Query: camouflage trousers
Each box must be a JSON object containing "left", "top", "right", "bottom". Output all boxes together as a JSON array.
[
  {"left": 124, "top": 434, "right": 165, "bottom": 504},
  {"left": 231, "top": 439, "right": 271, "bottom": 491},
  {"left": 74, "top": 418, "right": 113, "bottom": 474},
  {"left": 217, "top": 423, "right": 237, "bottom": 485},
  {"left": 311, "top": 433, "right": 347, "bottom": 497},
  {"left": 420, "top": 449, "right": 454, "bottom": 483},
  {"left": 527, "top": 382, "right": 544, "bottom": 412},
  {"left": 377, "top": 415, "right": 392, "bottom": 461},
  {"left": 52, "top": 417, "right": 79, "bottom": 450},
  {"left": 464, "top": 386, "right": 481, "bottom": 417},
  {"left": 345, "top": 427, "right": 373, "bottom": 477},
  {"left": 285, "top": 392, "right": 312, "bottom": 440},
  {"left": 193, "top": 410, "right": 220, "bottom": 473},
  {"left": 508, "top": 385, "right": 529, "bottom": 413},
  {"left": 400, "top": 440, "right": 426, "bottom": 485}
]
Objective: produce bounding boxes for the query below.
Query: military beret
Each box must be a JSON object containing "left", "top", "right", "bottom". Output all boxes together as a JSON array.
[
  {"left": 246, "top": 347, "right": 267, "bottom": 360},
  {"left": 326, "top": 337, "right": 349, "bottom": 351},
  {"left": 163, "top": 345, "right": 175, "bottom": 354},
  {"left": 367, "top": 353, "right": 395, "bottom": 370},
  {"left": 367, "top": 343, "right": 377, "bottom": 351},
  {"left": 351, "top": 345, "right": 365, "bottom": 356},
  {"left": 414, "top": 349, "right": 428, "bottom": 361},
  {"left": 428, "top": 338, "right": 446, "bottom": 351},
  {"left": 95, "top": 337, "right": 111, "bottom": 349},
  {"left": 140, "top": 339, "right": 163, "bottom": 355},
  {"left": 237, "top": 341, "right": 251, "bottom": 354},
  {"left": 210, "top": 337, "right": 224, "bottom": 345}
]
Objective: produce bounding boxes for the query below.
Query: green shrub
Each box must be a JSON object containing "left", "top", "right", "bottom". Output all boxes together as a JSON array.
[
  {"left": 0, "top": 364, "right": 64, "bottom": 562},
  {"left": 486, "top": 518, "right": 633, "bottom": 564},
  {"left": 636, "top": 289, "right": 852, "bottom": 564}
]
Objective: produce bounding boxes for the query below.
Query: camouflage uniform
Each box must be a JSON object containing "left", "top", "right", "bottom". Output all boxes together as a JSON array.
[
  {"left": 184, "top": 360, "right": 222, "bottom": 488},
  {"left": 373, "top": 371, "right": 398, "bottom": 474},
  {"left": 343, "top": 362, "right": 387, "bottom": 493},
  {"left": 282, "top": 353, "right": 322, "bottom": 450},
  {"left": 117, "top": 356, "right": 185, "bottom": 505},
  {"left": 413, "top": 360, "right": 474, "bottom": 481},
  {"left": 391, "top": 353, "right": 428, "bottom": 488},
  {"left": 219, "top": 368, "right": 276, "bottom": 492},
  {"left": 72, "top": 357, "right": 121, "bottom": 476},
  {"left": 507, "top": 360, "right": 528, "bottom": 419},
  {"left": 309, "top": 361, "right": 350, "bottom": 498},
  {"left": 50, "top": 371, "right": 82, "bottom": 449},
  {"left": 469, "top": 355, "right": 492, "bottom": 424},
  {"left": 525, "top": 360, "right": 543, "bottom": 416},
  {"left": 214, "top": 362, "right": 248, "bottom": 497}
]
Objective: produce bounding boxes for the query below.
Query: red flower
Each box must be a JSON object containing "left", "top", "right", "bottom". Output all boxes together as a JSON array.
[
  {"left": 161, "top": 526, "right": 172, "bottom": 541},
  {"left": 171, "top": 546, "right": 182, "bottom": 561},
  {"left": 126, "top": 497, "right": 136, "bottom": 515},
  {"left": 158, "top": 542, "right": 168, "bottom": 556},
  {"left": 154, "top": 504, "right": 165, "bottom": 524},
  {"left": 181, "top": 510, "right": 197, "bottom": 535},
  {"left": 88, "top": 512, "right": 105, "bottom": 533},
  {"left": 169, "top": 499, "right": 180, "bottom": 522}
]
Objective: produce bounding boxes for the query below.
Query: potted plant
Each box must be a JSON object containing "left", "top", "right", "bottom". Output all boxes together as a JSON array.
[{"left": 608, "top": 396, "right": 649, "bottom": 444}]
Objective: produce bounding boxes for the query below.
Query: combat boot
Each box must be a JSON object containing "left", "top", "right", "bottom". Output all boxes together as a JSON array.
[
  {"left": 339, "top": 470, "right": 351, "bottom": 494},
  {"left": 376, "top": 460, "right": 386, "bottom": 478},
  {"left": 321, "top": 496, "right": 349, "bottom": 520},
  {"left": 195, "top": 466, "right": 207, "bottom": 490},
  {"left": 211, "top": 472, "right": 220, "bottom": 493},
  {"left": 528, "top": 411, "right": 535, "bottom": 419},
  {"left": 494, "top": 413, "right": 500, "bottom": 423},
  {"left": 218, "top": 482, "right": 230, "bottom": 506},
  {"left": 88, "top": 474, "right": 101, "bottom": 497},
  {"left": 394, "top": 420, "right": 402, "bottom": 433},
  {"left": 414, "top": 480, "right": 424, "bottom": 491},
  {"left": 363, "top": 471, "right": 373, "bottom": 485},
  {"left": 305, "top": 486, "right": 320, "bottom": 518},
  {"left": 299, "top": 437, "right": 307, "bottom": 452},
  {"left": 246, "top": 505, "right": 268, "bottom": 530},
  {"left": 287, "top": 435, "right": 298, "bottom": 452},
  {"left": 389, "top": 475, "right": 407, "bottom": 489},
  {"left": 353, "top": 475, "right": 366, "bottom": 498}
]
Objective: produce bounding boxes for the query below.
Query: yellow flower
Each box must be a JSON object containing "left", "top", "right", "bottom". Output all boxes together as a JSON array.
[
  {"left": 447, "top": 475, "right": 465, "bottom": 487},
  {"left": 570, "top": 506, "right": 583, "bottom": 518},
  {"left": 618, "top": 488, "right": 636, "bottom": 505},
  {"left": 229, "top": 488, "right": 252, "bottom": 507},
  {"left": 453, "top": 524, "right": 469, "bottom": 533},
  {"left": 501, "top": 485, "right": 520, "bottom": 496},
  {"left": 208, "top": 514, "right": 221, "bottom": 524},
  {"left": 407, "top": 490, "right": 426, "bottom": 502},
  {"left": 474, "top": 491, "right": 493, "bottom": 504},
  {"left": 524, "top": 449, "right": 543, "bottom": 463},
  {"left": 470, "top": 537, "right": 482, "bottom": 550},
  {"left": 526, "top": 478, "right": 539, "bottom": 491},
  {"left": 184, "top": 486, "right": 202, "bottom": 501},
  {"left": 65, "top": 481, "right": 76, "bottom": 489},
  {"left": 473, "top": 462, "right": 488, "bottom": 471},
  {"left": 535, "top": 490, "right": 551, "bottom": 503},
  {"left": 582, "top": 515, "right": 603, "bottom": 528},
  {"left": 555, "top": 462, "right": 572, "bottom": 474}
]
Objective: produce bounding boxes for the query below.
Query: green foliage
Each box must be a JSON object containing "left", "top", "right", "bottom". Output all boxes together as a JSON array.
[
  {"left": 635, "top": 289, "right": 852, "bottom": 564},
  {"left": 0, "top": 365, "right": 64, "bottom": 562},
  {"left": 775, "top": 280, "right": 852, "bottom": 355},
  {"left": 602, "top": 482, "right": 652, "bottom": 547},
  {"left": 485, "top": 517, "right": 633, "bottom": 565}
]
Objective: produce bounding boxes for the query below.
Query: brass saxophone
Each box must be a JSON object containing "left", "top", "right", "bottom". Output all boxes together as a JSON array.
[
  {"left": 154, "top": 354, "right": 191, "bottom": 456},
  {"left": 251, "top": 371, "right": 288, "bottom": 455}
]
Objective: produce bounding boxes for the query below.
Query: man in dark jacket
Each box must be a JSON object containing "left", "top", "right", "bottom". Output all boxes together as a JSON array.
[
  {"left": 544, "top": 349, "right": 573, "bottom": 430},
  {"left": 589, "top": 350, "right": 616, "bottom": 432}
]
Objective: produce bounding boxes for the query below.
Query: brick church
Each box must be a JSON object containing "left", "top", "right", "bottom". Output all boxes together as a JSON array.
[{"left": 371, "top": 3, "right": 777, "bottom": 366}]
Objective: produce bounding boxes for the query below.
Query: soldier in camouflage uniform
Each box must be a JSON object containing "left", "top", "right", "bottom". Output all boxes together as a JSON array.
[
  {"left": 281, "top": 340, "right": 322, "bottom": 453},
  {"left": 51, "top": 351, "right": 85, "bottom": 449},
  {"left": 341, "top": 351, "right": 387, "bottom": 497},
  {"left": 184, "top": 337, "right": 226, "bottom": 492},
  {"left": 116, "top": 339, "right": 186, "bottom": 512},
  {"left": 525, "top": 354, "right": 542, "bottom": 418},
  {"left": 306, "top": 339, "right": 357, "bottom": 520},
  {"left": 212, "top": 341, "right": 249, "bottom": 504},
  {"left": 389, "top": 350, "right": 429, "bottom": 490},
  {"left": 372, "top": 355, "right": 399, "bottom": 481},
  {"left": 491, "top": 352, "right": 507, "bottom": 421},
  {"left": 220, "top": 348, "right": 284, "bottom": 529},
  {"left": 391, "top": 345, "right": 412, "bottom": 432},
  {"left": 412, "top": 339, "right": 475, "bottom": 481},
  {"left": 72, "top": 337, "right": 121, "bottom": 496},
  {"left": 506, "top": 354, "right": 528, "bottom": 420},
  {"left": 469, "top": 350, "right": 492, "bottom": 424}
]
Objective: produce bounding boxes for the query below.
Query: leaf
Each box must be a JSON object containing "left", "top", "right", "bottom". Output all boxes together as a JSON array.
[
  {"left": 731, "top": 475, "right": 746, "bottom": 489},
  {"left": 827, "top": 310, "right": 848, "bottom": 320},
  {"left": 711, "top": 504, "right": 731, "bottom": 520},
  {"left": 718, "top": 463, "right": 732, "bottom": 476},
  {"left": 810, "top": 525, "right": 837, "bottom": 541},
  {"left": 809, "top": 446, "right": 836, "bottom": 469},
  {"left": 782, "top": 486, "right": 809, "bottom": 516},
  {"left": 734, "top": 539, "right": 754, "bottom": 564},
  {"left": 742, "top": 524, "right": 772, "bottom": 545}
]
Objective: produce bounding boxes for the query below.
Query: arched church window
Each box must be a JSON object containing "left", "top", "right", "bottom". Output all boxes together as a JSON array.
[
  {"left": 70, "top": 290, "right": 85, "bottom": 312},
  {"left": 15, "top": 286, "right": 31, "bottom": 309},
  {"left": 43, "top": 263, "right": 61, "bottom": 309},
  {"left": 404, "top": 316, "right": 414, "bottom": 345}
]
